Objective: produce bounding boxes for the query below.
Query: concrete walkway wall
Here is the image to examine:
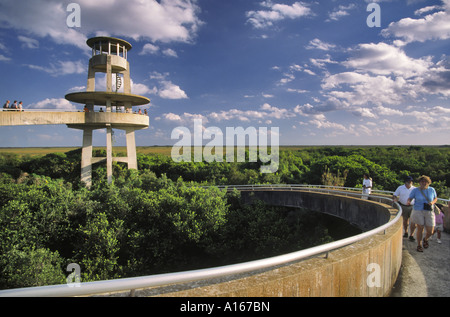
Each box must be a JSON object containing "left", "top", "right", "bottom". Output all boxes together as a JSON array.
[{"left": 147, "top": 190, "right": 402, "bottom": 297}]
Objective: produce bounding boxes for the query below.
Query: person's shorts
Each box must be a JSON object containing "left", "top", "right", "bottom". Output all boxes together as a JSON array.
[
  {"left": 435, "top": 223, "right": 444, "bottom": 232},
  {"left": 411, "top": 209, "right": 435, "bottom": 227},
  {"left": 400, "top": 204, "right": 413, "bottom": 218}
]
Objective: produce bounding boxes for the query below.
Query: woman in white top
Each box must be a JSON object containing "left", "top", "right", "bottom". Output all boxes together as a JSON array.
[{"left": 362, "top": 173, "right": 372, "bottom": 199}]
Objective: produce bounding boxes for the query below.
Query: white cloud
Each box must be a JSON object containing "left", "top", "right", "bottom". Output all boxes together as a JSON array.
[
  {"left": 28, "top": 98, "right": 77, "bottom": 110},
  {"left": 382, "top": 2, "right": 450, "bottom": 44},
  {"left": 161, "top": 112, "right": 208, "bottom": 127},
  {"left": 343, "top": 42, "right": 432, "bottom": 77},
  {"left": 149, "top": 72, "right": 188, "bottom": 99},
  {"left": 163, "top": 113, "right": 182, "bottom": 122},
  {"left": 287, "top": 88, "right": 309, "bottom": 94},
  {"left": 309, "top": 118, "right": 346, "bottom": 131},
  {"left": 0, "top": 0, "right": 87, "bottom": 49},
  {"left": 25, "top": 60, "right": 85, "bottom": 76},
  {"left": 139, "top": 43, "right": 160, "bottom": 55},
  {"left": 322, "top": 72, "right": 412, "bottom": 106},
  {"left": 208, "top": 103, "right": 293, "bottom": 122},
  {"left": 246, "top": 1, "right": 312, "bottom": 29},
  {"left": 140, "top": 44, "right": 178, "bottom": 58},
  {"left": 276, "top": 63, "right": 305, "bottom": 85},
  {"left": 0, "top": 0, "right": 203, "bottom": 50},
  {"left": 303, "top": 69, "right": 316, "bottom": 76},
  {"left": 260, "top": 103, "right": 296, "bottom": 119},
  {"left": 162, "top": 48, "right": 178, "bottom": 58},
  {"left": 317, "top": 42, "right": 450, "bottom": 109},
  {"left": 306, "top": 38, "right": 336, "bottom": 51},
  {"left": 351, "top": 107, "right": 377, "bottom": 118},
  {"left": 18, "top": 35, "right": 39, "bottom": 49},
  {"left": 327, "top": 4, "right": 356, "bottom": 22},
  {"left": 278, "top": 73, "right": 295, "bottom": 85},
  {"left": 374, "top": 105, "right": 404, "bottom": 116},
  {"left": 0, "top": 55, "right": 11, "bottom": 62},
  {"left": 158, "top": 81, "right": 188, "bottom": 99},
  {"left": 414, "top": 5, "right": 441, "bottom": 16},
  {"left": 131, "top": 81, "right": 156, "bottom": 96},
  {"left": 309, "top": 56, "right": 338, "bottom": 69}
]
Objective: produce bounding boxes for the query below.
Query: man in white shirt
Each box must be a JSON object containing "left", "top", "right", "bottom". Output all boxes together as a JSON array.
[
  {"left": 362, "top": 173, "right": 372, "bottom": 199},
  {"left": 393, "top": 176, "right": 415, "bottom": 239}
]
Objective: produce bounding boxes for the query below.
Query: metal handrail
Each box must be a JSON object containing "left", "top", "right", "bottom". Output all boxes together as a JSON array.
[
  {"left": 0, "top": 185, "right": 402, "bottom": 297},
  {"left": 205, "top": 184, "right": 449, "bottom": 203}
]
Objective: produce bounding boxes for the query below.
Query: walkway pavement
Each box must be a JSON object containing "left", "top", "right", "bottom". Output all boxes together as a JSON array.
[{"left": 390, "top": 229, "right": 450, "bottom": 297}]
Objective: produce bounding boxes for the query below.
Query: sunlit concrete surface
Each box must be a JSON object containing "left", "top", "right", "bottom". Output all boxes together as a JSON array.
[{"left": 0, "top": 111, "right": 149, "bottom": 128}]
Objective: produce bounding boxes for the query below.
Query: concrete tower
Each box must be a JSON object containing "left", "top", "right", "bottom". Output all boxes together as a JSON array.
[{"left": 65, "top": 36, "right": 150, "bottom": 187}]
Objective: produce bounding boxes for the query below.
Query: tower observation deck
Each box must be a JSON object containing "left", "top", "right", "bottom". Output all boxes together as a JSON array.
[{"left": 65, "top": 36, "right": 150, "bottom": 186}]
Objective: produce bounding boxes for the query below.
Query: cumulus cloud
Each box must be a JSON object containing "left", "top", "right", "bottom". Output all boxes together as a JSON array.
[
  {"left": 306, "top": 38, "right": 336, "bottom": 51},
  {"left": 327, "top": 4, "right": 357, "bottom": 22},
  {"left": 317, "top": 42, "right": 449, "bottom": 109},
  {"left": 246, "top": 1, "right": 312, "bottom": 29},
  {"left": 0, "top": 0, "right": 203, "bottom": 50},
  {"left": 158, "top": 81, "right": 188, "bottom": 99},
  {"left": 25, "top": 60, "right": 85, "bottom": 76},
  {"left": 18, "top": 35, "right": 39, "bottom": 49},
  {"left": 209, "top": 103, "right": 294, "bottom": 122},
  {"left": 382, "top": 1, "right": 450, "bottom": 44},
  {"left": 160, "top": 112, "right": 208, "bottom": 126},
  {"left": 0, "top": 0, "right": 87, "bottom": 49},
  {"left": 149, "top": 72, "right": 188, "bottom": 99},
  {"left": 28, "top": 98, "right": 77, "bottom": 110},
  {"left": 140, "top": 44, "right": 178, "bottom": 58},
  {"left": 0, "top": 54, "right": 11, "bottom": 62},
  {"left": 139, "top": 43, "right": 160, "bottom": 55},
  {"left": 343, "top": 42, "right": 432, "bottom": 77},
  {"left": 322, "top": 72, "right": 415, "bottom": 106}
]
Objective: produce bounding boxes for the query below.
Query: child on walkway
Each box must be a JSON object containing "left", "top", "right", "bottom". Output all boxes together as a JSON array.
[{"left": 432, "top": 204, "right": 445, "bottom": 244}]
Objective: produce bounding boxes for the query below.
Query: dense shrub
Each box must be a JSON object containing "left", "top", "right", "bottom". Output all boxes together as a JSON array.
[{"left": 0, "top": 145, "right": 448, "bottom": 289}]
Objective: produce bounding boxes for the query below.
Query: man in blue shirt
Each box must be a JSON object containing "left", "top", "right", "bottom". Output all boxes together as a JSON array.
[{"left": 407, "top": 175, "right": 437, "bottom": 252}]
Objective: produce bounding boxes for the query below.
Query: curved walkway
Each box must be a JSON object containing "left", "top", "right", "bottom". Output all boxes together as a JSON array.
[{"left": 391, "top": 229, "right": 450, "bottom": 297}]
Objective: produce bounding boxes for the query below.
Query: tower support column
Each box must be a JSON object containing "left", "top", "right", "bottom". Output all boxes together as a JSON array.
[
  {"left": 81, "top": 128, "right": 93, "bottom": 187},
  {"left": 106, "top": 125, "right": 113, "bottom": 184},
  {"left": 125, "top": 127, "right": 137, "bottom": 170}
]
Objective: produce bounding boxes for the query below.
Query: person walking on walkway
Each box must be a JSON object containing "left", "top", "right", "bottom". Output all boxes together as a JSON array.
[
  {"left": 362, "top": 173, "right": 372, "bottom": 200},
  {"left": 393, "top": 176, "right": 416, "bottom": 239},
  {"left": 407, "top": 175, "right": 437, "bottom": 252},
  {"left": 431, "top": 204, "right": 445, "bottom": 244}
]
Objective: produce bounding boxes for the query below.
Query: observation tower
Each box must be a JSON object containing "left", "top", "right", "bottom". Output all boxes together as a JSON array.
[{"left": 65, "top": 36, "right": 150, "bottom": 187}]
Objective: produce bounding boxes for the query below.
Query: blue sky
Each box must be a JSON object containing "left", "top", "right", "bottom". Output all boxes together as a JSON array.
[{"left": 0, "top": 0, "right": 449, "bottom": 147}]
